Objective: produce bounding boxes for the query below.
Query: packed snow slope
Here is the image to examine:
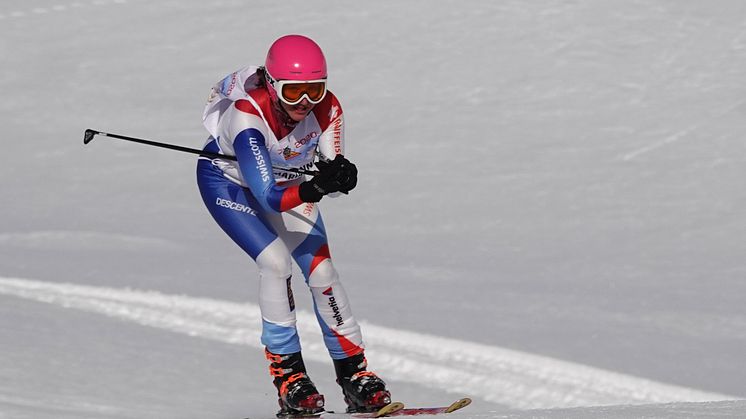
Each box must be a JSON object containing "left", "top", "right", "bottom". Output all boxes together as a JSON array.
[{"left": 1, "top": 0, "right": 745, "bottom": 418}]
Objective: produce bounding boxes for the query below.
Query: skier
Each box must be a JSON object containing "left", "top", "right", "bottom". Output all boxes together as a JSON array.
[{"left": 196, "top": 35, "right": 391, "bottom": 417}]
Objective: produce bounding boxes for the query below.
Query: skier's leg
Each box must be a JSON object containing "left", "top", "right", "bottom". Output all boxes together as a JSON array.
[
  {"left": 268, "top": 201, "right": 364, "bottom": 359},
  {"left": 198, "top": 160, "right": 323, "bottom": 414},
  {"left": 197, "top": 159, "right": 300, "bottom": 354},
  {"left": 271, "top": 203, "right": 390, "bottom": 412},
  {"left": 197, "top": 158, "right": 299, "bottom": 353}
]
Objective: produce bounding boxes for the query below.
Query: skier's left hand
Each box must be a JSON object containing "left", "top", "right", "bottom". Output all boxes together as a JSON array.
[{"left": 331, "top": 155, "right": 357, "bottom": 193}]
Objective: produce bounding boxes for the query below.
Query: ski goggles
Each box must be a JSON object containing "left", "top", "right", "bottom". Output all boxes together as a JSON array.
[{"left": 267, "top": 73, "right": 327, "bottom": 105}]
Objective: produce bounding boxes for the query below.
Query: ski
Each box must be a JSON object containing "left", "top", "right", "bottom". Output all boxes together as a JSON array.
[
  {"left": 273, "top": 402, "right": 405, "bottom": 419},
  {"left": 384, "top": 398, "right": 471, "bottom": 416},
  {"left": 350, "top": 402, "right": 406, "bottom": 418},
  {"left": 323, "top": 401, "right": 406, "bottom": 418},
  {"left": 256, "top": 398, "right": 469, "bottom": 419}
]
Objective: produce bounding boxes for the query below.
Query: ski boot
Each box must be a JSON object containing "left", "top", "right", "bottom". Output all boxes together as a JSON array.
[
  {"left": 334, "top": 352, "right": 391, "bottom": 413},
  {"left": 266, "top": 348, "right": 325, "bottom": 417}
]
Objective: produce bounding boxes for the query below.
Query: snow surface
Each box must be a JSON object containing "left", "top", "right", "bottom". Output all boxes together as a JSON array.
[{"left": 1, "top": 0, "right": 746, "bottom": 418}]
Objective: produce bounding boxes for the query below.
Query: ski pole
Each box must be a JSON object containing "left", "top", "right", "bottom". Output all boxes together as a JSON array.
[{"left": 83, "top": 129, "right": 318, "bottom": 176}]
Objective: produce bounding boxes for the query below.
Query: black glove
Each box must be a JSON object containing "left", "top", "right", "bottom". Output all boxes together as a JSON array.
[
  {"left": 331, "top": 155, "right": 358, "bottom": 193},
  {"left": 298, "top": 155, "right": 357, "bottom": 202}
]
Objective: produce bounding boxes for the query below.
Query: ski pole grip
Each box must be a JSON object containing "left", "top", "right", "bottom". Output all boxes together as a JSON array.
[{"left": 83, "top": 129, "right": 99, "bottom": 144}]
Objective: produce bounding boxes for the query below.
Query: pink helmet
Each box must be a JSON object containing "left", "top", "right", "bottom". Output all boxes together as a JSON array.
[{"left": 265, "top": 35, "right": 327, "bottom": 81}]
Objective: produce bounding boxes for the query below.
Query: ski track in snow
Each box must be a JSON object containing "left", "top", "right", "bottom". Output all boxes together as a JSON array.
[
  {"left": 0, "top": 276, "right": 736, "bottom": 410},
  {"left": 621, "top": 98, "right": 746, "bottom": 161}
]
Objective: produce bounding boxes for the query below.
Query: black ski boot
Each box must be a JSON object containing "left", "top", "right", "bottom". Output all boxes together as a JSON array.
[
  {"left": 266, "top": 348, "right": 325, "bottom": 417},
  {"left": 334, "top": 353, "right": 391, "bottom": 413}
]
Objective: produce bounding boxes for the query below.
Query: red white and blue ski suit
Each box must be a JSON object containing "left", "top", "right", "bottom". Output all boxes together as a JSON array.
[{"left": 197, "top": 66, "right": 364, "bottom": 360}]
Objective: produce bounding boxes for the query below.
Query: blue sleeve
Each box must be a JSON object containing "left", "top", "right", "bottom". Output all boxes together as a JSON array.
[{"left": 233, "top": 128, "right": 303, "bottom": 212}]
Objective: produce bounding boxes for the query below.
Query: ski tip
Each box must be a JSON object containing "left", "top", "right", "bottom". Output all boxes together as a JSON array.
[
  {"left": 373, "top": 402, "right": 405, "bottom": 418},
  {"left": 444, "top": 398, "right": 471, "bottom": 414}
]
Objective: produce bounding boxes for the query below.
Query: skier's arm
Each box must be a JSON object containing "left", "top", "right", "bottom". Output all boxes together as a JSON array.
[
  {"left": 314, "top": 96, "right": 356, "bottom": 193},
  {"left": 230, "top": 100, "right": 345, "bottom": 210},
  {"left": 316, "top": 95, "right": 345, "bottom": 162},
  {"left": 229, "top": 101, "right": 304, "bottom": 213},
  {"left": 233, "top": 128, "right": 306, "bottom": 212}
]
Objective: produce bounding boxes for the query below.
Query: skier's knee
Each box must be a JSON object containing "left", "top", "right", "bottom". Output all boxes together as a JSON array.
[
  {"left": 256, "top": 239, "right": 292, "bottom": 280},
  {"left": 258, "top": 257, "right": 292, "bottom": 280},
  {"left": 307, "top": 259, "right": 338, "bottom": 288}
]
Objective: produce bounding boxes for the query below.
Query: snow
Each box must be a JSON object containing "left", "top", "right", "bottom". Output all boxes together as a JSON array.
[
  {"left": 0, "top": 276, "right": 733, "bottom": 410},
  {"left": 1, "top": 0, "right": 746, "bottom": 418}
]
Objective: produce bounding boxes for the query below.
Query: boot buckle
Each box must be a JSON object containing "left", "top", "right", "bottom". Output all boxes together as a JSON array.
[
  {"left": 265, "top": 349, "right": 287, "bottom": 364},
  {"left": 269, "top": 366, "right": 291, "bottom": 377},
  {"left": 279, "top": 372, "right": 306, "bottom": 397}
]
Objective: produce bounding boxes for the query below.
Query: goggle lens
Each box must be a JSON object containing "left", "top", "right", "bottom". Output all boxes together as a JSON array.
[{"left": 280, "top": 81, "right": 327, "bottom": 104}]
